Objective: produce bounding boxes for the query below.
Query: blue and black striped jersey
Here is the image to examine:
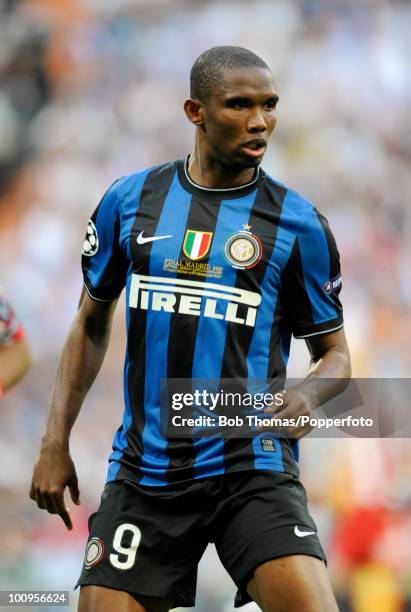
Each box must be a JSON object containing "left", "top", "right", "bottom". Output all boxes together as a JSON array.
[{"left": 82, "top": 158, "right": 343, "bottom": 486}]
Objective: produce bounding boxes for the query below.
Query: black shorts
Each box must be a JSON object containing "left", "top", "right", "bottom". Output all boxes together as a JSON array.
[{"left": 76, "top": 471, "right": 326, "bottom": 608}]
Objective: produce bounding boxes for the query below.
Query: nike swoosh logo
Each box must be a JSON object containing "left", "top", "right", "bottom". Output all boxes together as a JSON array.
[
  {"left": 294, "top": 526, "right": 316, "bottom": 538},
  {"left": 137, "top": 232, "right": 173, "bottom": 245}
]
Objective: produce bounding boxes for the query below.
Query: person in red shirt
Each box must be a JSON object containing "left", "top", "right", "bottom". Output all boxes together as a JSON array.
[{"left": 0, "top": 287, "right": 31, "bottom": 396}]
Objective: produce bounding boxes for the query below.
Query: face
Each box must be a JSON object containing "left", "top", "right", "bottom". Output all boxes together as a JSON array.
[{"left": 198, "top": 67, "right": 279, "bottom": 169}]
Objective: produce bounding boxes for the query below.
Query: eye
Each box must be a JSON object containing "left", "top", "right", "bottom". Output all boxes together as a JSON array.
[
  {"left": 264, "top": 100, "right": 277, "bottom": 111},
  {"left": 227, "top": 99, "right": 251, "bottom": 110}
]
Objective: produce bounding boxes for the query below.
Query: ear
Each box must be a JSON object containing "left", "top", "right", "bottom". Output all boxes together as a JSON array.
[{"left": 184, "top": 98, "right": 204, "bottom": 127}]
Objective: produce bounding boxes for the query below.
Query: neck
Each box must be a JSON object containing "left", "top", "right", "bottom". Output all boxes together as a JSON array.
[{"left": 188, "top": 142, "right": 257, "bottom": 189}]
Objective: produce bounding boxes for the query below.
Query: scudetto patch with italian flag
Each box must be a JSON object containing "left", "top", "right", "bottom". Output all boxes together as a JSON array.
[{"left": 183, "top": 229, "right": 213, "bottom": 260}]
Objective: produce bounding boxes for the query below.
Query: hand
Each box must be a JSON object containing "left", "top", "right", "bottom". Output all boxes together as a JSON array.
[
  {"left": 29, "top": 441, "right": 80, "bottom": 530},
  {"left": 259, "top": 387, "right": 317, "bottom": 439}
]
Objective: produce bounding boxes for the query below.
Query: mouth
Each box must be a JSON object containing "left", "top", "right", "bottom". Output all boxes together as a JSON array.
[{"left": 241, "top": 139, "right": 267, "bottom": 159}]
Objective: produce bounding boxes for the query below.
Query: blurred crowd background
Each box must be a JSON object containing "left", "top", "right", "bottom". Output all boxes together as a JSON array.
[{"left": 1, "top": 0, "right": 410, "bottom": 610}]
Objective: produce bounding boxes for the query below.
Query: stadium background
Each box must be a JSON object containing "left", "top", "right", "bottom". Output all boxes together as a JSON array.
[{"left": 0, "top": 0, "right": 410, "bottom": 610}]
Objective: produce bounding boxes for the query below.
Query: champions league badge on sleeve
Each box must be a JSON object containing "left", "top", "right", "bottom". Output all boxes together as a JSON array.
[
  {"left": 323, "top": 273, "right": 342, "bottom": 295},
  {"left": 84, "top": 537, "right": 104, "bottom": 569},
  {"left": 224, "top": 225, "right": 262, "bottom": 270},
  {"left": 82, "top": 219, "right": 99, "bottom": 256}
]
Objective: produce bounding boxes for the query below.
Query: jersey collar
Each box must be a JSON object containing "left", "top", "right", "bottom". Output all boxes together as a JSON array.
[{"left": 177, "top": 156, "right": 264, "bottom": 199}]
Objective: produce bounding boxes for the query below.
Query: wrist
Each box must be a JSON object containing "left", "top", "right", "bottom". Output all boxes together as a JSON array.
[
  {"left": 41, "top": 434, "right": 70, "bottom": 453},
  {"left": 294, "top": 379, "right": 321, "bottom": 411}
]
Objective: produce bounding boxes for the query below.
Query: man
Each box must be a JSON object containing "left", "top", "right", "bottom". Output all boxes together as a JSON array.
[
  {"left": 30, "top": 46, "right": 350, "bottom": 611},
  {"left": 0, "top": 286, "right": 31, "bottom": 396}
]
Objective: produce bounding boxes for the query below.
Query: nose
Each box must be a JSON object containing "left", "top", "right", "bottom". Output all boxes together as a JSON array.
[{"left": 247, "top": 107, "right": 268, "bottom": 133}]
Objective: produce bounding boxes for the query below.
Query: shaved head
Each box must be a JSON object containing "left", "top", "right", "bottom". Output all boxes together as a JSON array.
[{"left": 190, "top": 46, "right": 270, "bottom": 102}]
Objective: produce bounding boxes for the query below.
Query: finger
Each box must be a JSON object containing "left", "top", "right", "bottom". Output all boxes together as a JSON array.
[
  {"left": 284, "top": 420, "right": 315, "bottom": 439},
  {"left": 36, "top": 491, "right": 47, "bottom": 510},
  {"left": 53, "top": 493, "right": 73, "bottom": 530},
  {"left": 271, "top": 405, "right": 304, "bottom": 422},
  {"left": 59, "top": 506, "right": 73, "bottom": 530},
  {"left": 256, "top": 416, "right": 302, "bottom": 437},
  {"left": 68, "top": 475, "right": 80, "bottom": 505},
  {"left": 255, "top": 408, "right": 294, "bottom": 433},
  {"left": 279, "top": 416, "right": 306, "bottom": 437},
  {"left": 60, "top": 508, "right": 73, "bottom": 531},
  {"left": 29, "top": 482, "right": 35, "bottom": 500},
  {"left": 263, "top": 393, "right": 289, "bottom": 414},
  {"left": 274, "top": 390, "right": 288, "bottom": 411},
  {"left": 42, "top": 492, "right": 59, "bottom": 515}
]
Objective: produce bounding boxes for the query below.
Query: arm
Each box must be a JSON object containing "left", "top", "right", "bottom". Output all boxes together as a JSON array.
[
  {"left": 267, "top": 204, "right": 349, "bottom": 437},
  {"left": 29, "top": 289, "right": 117, "bottom": 529},
  {"left": 0, "top": 337, "right": 31, "bottom": 394},
  {"left": 264, "top": 329, "right": 351, "bottom": 437},
  {"left": 302, "top": 326, "right": 351, "bottom": 400}
]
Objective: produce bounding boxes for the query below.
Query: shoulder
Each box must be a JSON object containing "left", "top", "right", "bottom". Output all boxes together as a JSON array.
[
  {"left": 109, "top": 160, "right": 177, "bottom": 202},
  {"left": 263, "top": 173, "right": 314, "bottom": 213},
  {"left": 262, "top": 172, "right": 330, "bottom": 229}
]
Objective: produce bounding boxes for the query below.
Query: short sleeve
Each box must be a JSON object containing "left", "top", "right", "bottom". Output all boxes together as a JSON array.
[
  {"left": 280, "top": 208, "right": 344, "bottom": 338},
  {"left": 0, "top": 290, "right": 24, "bottom": 346},
  {"left": 82, "top": 179, "right": 127, "bottom": 301}
]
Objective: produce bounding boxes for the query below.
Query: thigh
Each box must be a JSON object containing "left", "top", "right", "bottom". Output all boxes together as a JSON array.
[
  {"left": 247, "top": 555, "right": 338, "bottom": 612},
  {"left": 78, "top": 585, "right": 170, "bottom": 612},
  {"left": 76, "top": 480, "right": 209, "bottom": 609},
  {"left": 214, "top": 471, "right": 328, "bottom": 608}
]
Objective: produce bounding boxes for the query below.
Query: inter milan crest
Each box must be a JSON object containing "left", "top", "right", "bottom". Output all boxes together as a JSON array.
[
  {"left": 183, "top": 229, "right": 213, "bottom": 261},
  {"left": 84, "top": 537, "right": 104, "bottom": 569},
  {"left": 224, "top": 225, "right": 262, "bottom": 270},
  {"left": 82, "top": 219, "right": 99, "bottom": 257}
]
